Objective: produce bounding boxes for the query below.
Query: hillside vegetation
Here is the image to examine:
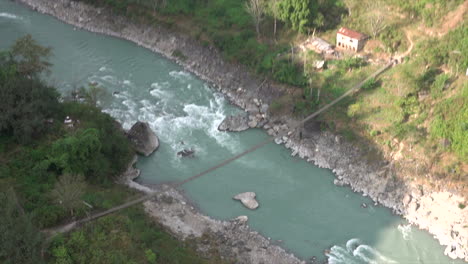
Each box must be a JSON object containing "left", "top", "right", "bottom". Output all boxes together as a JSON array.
[{"left": 0, "top": 36, "right": 226, "bottom": 264}]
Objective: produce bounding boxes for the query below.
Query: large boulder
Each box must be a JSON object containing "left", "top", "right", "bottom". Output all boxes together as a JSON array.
[
  {"left": 127, "top": 121, "right": 159, "bottom": 156},
  {"left": 218, "top": 114, "right": 249, "bottom": 132},
  {"left": 233, "top": 192, "right": 259, "bottom": 210}
]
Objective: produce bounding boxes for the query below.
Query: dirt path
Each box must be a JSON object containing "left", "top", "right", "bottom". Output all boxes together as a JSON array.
[
  {"left": 423, "top": 1, "right": 467, "bottom": 37},
  {"left": 401, "top": 30, "right": 414, "bottom": 58}
]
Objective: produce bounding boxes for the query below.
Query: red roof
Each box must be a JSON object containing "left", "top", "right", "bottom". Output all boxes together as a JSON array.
[{"left": 337, "top": 27, "right": 365, "bottom": 40}]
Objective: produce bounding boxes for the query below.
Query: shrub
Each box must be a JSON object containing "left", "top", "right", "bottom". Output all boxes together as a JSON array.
[{"left": 430, "top": 73, "right": 450, "bottom": 98}]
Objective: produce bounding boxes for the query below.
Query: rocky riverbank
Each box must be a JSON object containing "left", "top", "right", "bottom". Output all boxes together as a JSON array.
[
  {"left": 15, "top": 0, "right": 467, "bottom": 261},
  {"left": 120, "top": 156, "right": 306, "bottom": 264}
]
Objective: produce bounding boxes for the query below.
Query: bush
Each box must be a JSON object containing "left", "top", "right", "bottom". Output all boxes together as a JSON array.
[
  {"left": 430, "top": 73, "right": 450, "bottom": 98},
  {"left": 430, "top": 85, "right": 468, "bottom": 159},
  {"left": 0, "top": 189, "right": 44, "bottom": 264}
]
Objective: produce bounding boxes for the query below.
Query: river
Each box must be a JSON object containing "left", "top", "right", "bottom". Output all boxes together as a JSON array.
[{"left": 0, "top": 1, "right": 463, "bottom": 263}]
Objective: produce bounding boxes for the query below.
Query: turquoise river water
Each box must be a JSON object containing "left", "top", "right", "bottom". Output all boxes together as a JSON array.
[{"left": 1, "top": 1, "right": 464, "bottom": 263}]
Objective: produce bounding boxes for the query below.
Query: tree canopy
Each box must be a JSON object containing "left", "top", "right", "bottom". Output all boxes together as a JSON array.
[{"left": 278, "top": 0, "right": 319, "bottom": 33}]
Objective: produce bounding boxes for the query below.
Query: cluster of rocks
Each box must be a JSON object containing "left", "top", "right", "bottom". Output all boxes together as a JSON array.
[
  {"left": 218, "top": 97, "right": 269, "bottom": 132},
  {"left": 17, "top": 0, "right": 467, "bottom": 261}
]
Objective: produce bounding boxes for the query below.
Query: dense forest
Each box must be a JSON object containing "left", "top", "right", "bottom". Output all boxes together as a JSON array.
[{"left": 0, "top": 36, "right": 225, "bottom": 264}]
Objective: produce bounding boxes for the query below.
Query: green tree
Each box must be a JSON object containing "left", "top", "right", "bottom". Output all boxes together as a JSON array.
[
  {"left": 0, "top": 189, "right": 44, "bottom": 264},
  {"left": 50, "top": 174, "right": 87, "bottom": 216},
  {"left": 245, "top": 0, "right": 266, "bottom": 38},
  {"left": 0, "top": 74, "right": 60, "bottom": 143},
  {"left": 278, "top": 0, "right": 318, "bottom": 33},
  {"left": 48, "top": 128, "right": 102, "bottom": 177},
  {"left": 11, "top": 34, "right": 52, "bottom": 77},
  {"left": 0, "top": 36, "right": 60, "bottom": 143}
]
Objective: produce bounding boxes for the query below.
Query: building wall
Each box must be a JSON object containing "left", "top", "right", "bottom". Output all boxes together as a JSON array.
[{"left": 336, "top": 33, "right": 362, "bottom": 52}]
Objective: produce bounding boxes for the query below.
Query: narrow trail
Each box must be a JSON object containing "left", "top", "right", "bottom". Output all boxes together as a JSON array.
[
  {"left": 43, "top": 61, "right": 394, "bottom": 237},
  {"left": 401, "top": 30, "right": 414, "bottom": 58}
]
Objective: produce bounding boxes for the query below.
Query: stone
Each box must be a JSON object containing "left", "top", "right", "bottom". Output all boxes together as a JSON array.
[
  {"left": 234, "top": 215, "right": 249, "bottom": 224},
  {"left": 260, "top": 104, "right": 269, "bottom": 114},
  {"left": 267, "top": 129, "right": 275, "bottom": 136},
  {"left": 274, "top": 138, "right": 283, "bottom": 144},
  {"left": 127, "top": 121, "right": 159, "bottom": 156},
  {"left": 177, "top": 148, "right": 195, "bottom": 158},
  {"left": 253, "top": 98, "right": 260, "bottom": 106},
  {"left": 248, "top": 120, "right": 258, "bottom": 128},
  {"left": 233, "top": 192, "right": 259, "bottom": 210},
  {"left": 218, "top": 114, "right": 249, "bottom": 132},
  {"left": 403, "top": 194, "right": 412, "bottom": 206}
]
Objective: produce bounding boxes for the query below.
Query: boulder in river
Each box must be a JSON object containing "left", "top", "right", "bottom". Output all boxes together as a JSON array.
[
  {"left": 233, "top": 192, "right": 259, "bottom": 210},
  {"left": 218, "top": 114, "right": 249, "bottom": 132},
  {"left": 177, "top": 148, "right": 195, "bottom": 158},
  {"left": 127, "top": 121, "right": 159, "bottom": 156}
]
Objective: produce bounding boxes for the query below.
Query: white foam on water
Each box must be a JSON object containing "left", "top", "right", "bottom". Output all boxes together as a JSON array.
[
  {"left": 0, "top": 12, "right": 22, "bottom": 20},
  {"left": 122, "top": 99, "right": 137, "bottom": 116},
  {"left": 169, "top": 70, "right": 192, "bottom": 82},
  {"left": 101, "top": 75, "right": 118, "bottom": 85},
  {"left": 328, "top": 239, "right": 398, "bottom": 264},
  {"left": 150, "top": 82, "right": 172, "bottom": 99},
  {"left": 123, "top": 80, "right": 132, "bottom": 85},
  {"left": 99, "top": 66, "right": 107, "bottom": 72},
  {"left": 397, "top": 224, "right": 412, "bottom": 241}
]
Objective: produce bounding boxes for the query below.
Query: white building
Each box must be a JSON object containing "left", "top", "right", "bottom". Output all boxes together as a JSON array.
[{"left": 336, "top": 27, "right": 366, "bottom": 52}]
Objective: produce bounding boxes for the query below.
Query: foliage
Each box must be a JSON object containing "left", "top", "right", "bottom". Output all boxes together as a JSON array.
[
  {"left": 50, "top": 174, "right": 87, "bottom": 216},
  {"left": 0, "top": 40, "right": 133, "bottom": 227},
  {"left": 0, "top": 44, "right": 60, "bottom": 144},
  {"left": 430, "top": 85, "right": 468, "bottom": 160},
  {"left": 331, "top": 57, "right": 367, "bottom": 72},
  {"left": 0, "top": 188, "right": 44, "bottom": 264},
  {"left": 430, "top": 73, "right": 450, "bottom": 98},
  {"left": 389, "top": 0, "right": 464, "bottom": 26},
  {"left": 277, "top": 0, "right": 318, "bottom": 33},
  {"left": 378, "top": 25, "right": 406, "bottom": 52},
  {"left": 413, "top": 25, "right": 467, "bottom": 74},
  {"left": 361, "top": 78, "right": 380, "bottom": 90},
  {"left": 10, "top": 34, "right": 52, "bottom": 77},
  {"left": 48, "top": 206, "right": 224, "bottom": 264},
  {"left": 48, "top": 129, "right": 103, "bottom": 177}
]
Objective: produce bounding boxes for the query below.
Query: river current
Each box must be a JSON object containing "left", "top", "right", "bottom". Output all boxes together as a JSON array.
[{"left": 0, "top": 1, "right": 463, "bottom": 263}]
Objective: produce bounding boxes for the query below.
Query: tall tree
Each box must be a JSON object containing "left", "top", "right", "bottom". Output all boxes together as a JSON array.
[
  {"left": 278, "top": 0, "right": 319, "bottom": 33},
  {"left": 0, "top": 189, "right": 44, "bottom": 264},
  {"left": 50, "top": 174, "right": 86, "bottom": 216},
  {"left": 367, "top": 0, "right": 387, "bottom": 39},
  {"left": 269, "top": 0, "right": 281, "bottom": 38},
  {"left": 11, "top": 34, "right": 52, "bottom": 78},
  {"left": 245, "top": 0, "right": 266, "bottom": 38}
]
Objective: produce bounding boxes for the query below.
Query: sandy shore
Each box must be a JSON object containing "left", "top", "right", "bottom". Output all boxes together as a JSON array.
[{"left": 14, "top": 0, "right": 468, "bottom": 261}]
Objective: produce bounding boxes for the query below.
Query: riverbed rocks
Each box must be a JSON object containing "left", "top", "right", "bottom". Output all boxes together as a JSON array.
[
  {"left": 17, "top": 0, "right": 468, "bottom": 261},
  {"left": 233, "top": 192, "right": 259, "bottom": 210},
  {"left": 127, "top": 121, "right": 159, "bottom": 156},
  {"left": 144, "top": 185, "right": 304, "bottom": 264},
  {"left": 218, "top": 114, "right": 249, "bottom": 132}
]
